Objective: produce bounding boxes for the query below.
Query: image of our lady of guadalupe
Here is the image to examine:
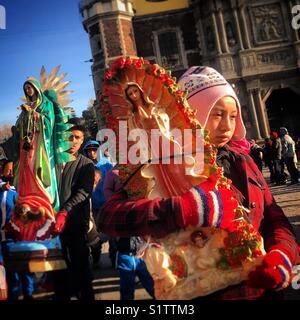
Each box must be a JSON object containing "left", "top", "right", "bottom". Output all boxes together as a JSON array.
[{"left": 10, "top": 67, "right": 73, "bottom": 241}]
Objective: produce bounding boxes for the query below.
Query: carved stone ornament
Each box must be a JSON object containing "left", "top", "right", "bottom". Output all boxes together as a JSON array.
[
  {"left": 241, "top": 53, "right": 256, "bottom": 69},
  {"left": 220, "top": 57, "right": 233, "bottom": 72},
  {"left": 251, "top": 3, "right": 286, "bottom": 43},
  {"left": 257, "top": 50, "right": 292, "bottom": 65}
]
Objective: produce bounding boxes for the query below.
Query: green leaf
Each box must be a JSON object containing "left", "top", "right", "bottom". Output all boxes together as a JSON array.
[{"left": 217, "top": 260, "right": 230, "bottom": 270}]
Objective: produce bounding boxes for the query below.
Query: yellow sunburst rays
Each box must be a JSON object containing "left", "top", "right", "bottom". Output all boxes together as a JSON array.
[{"left": 21, "top": 65, "right": 74, "bottom": 110}]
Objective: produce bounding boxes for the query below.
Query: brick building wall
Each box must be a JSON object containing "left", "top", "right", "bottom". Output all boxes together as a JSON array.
[
  {"left": 121, "top": 18, "right": 136, "bottom": 56},
  {"left": 103, "top": 19, "right": 122, "bottom": 58}
]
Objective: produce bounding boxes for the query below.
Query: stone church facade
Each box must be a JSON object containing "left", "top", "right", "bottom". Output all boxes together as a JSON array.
[{"left": 80, "top": 0, "right": 300, "bottom": 139}]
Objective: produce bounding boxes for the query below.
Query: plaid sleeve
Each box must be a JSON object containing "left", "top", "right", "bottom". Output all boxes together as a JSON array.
[
  {"left": 97, "top": 191, "right": 184, "bottom": 238},
  {"left": 97, "top": 176, "right": 239, "bottom": 238}
]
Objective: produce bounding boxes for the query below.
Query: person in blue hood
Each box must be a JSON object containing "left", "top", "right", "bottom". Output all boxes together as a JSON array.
[
  {"left": 83, "top": 140, "right": 115, "bottom": 266},
  {"left": 83, "top": 140, "right": 114, "bottom": 212},
  {"left": 82, "top": 140, "right": 100, "bottom": 165}
]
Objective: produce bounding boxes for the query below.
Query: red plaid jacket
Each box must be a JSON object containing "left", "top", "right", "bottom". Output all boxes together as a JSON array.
[{"left": 97, "top": 146, "right": 299, "bottom": 300}]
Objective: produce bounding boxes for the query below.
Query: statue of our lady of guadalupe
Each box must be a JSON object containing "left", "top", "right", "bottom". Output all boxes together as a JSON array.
[
  {"left": 10, "top": 66, "right": 73, "bottom": 241},
  {"left": 101, "top": 58, "right": 215, "bottom": 199},
  {"left": 100, "top": 57, "right": 266, "bottom": 299}
]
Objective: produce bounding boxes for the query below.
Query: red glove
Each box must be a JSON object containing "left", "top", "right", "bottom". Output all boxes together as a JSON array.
[
  {"left": 53, "top": 210, "right": 68, "bottom": 234},
  {"left": 181, "top": 175, "right": 239, "bottom": 229},
  {"left": 248, "top": 249, "right": 293, "bottom": 290},
  {"left": 2, "top": 182, "right": 11, "bottom": 191}
]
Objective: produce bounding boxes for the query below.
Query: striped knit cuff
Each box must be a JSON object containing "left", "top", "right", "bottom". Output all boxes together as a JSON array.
[
  {"left": 276, "top": 265, "right": 291, "bottom": 290},
  {"left": 181, "top": 186, "right": 224, "bottom": 228},
  {"left": 269, "top": 249, "right": 293, "bottom": 290},
  {"left": 270, "top": 249, "right": 293, "bottom": 269}
]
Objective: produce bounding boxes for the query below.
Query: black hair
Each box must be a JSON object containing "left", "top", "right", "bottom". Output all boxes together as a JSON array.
[
  {"left": 23, "top": 81, "right": 39, "bottom": 102},
  {"left": 1, "top": 159, "right": 13, "bottom": 171},
  {"left": 67, "top": 117, "right": 86, "bottom": 136}
]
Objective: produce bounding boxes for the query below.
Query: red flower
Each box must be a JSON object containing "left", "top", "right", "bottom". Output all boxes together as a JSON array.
[
  {"left": 204, "top": 142, "right": 212, "bottom": 149},
  {"left": 165, "top": 77, "right": 175, "bottom": 86},
  {"left": 113, "top": 57, "right": 126, "bottom": 70},
  {"left": 176, "top": 89, "right": 183, "bottom": 97},
  {"left": 125, "top": 57, "right": 132, "bottom": 66},
  {"left": 252, "top": 248, "right": 263, "bottom": 258},
  {"left": 133, "top": 58, "right": 143, "bottom": 69},
  {"left": 159, "top": 73, "right": 168, "bottom": 83},
  {"left": 104, "top": 70, "right": 114, "bottom": 81},
  {"left": 209, "top": 157, "right": 215, "bottom": 165}
]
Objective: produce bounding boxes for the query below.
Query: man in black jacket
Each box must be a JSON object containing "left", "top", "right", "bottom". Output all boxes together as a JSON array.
[
  {"left": 52, "top": 119, "right": 95, "bottom": 301},
  {"left": 270, "top": 131, "right": 286, "bottom": 185}
]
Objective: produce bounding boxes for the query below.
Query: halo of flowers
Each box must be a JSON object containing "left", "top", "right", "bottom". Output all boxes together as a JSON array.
[{"left": 102, "top": 56, "right": 198, "bottom": 129}]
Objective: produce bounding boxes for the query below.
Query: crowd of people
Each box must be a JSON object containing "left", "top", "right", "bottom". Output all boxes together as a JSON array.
[
  {"left": 250, "top": 128, "right": 300, "bottom": 186},
  {"left": 0, "top": 64, "right": 299, "bottom": 301}
]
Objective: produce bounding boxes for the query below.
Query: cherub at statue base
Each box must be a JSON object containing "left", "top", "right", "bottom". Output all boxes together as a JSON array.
[{"left": 142, "top": 221, "right": 265, "bottom": 300}]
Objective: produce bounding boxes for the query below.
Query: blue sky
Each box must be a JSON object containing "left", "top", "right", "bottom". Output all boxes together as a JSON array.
[{"left": 0, "top": 0, "right": 95, "bottom": 125}]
